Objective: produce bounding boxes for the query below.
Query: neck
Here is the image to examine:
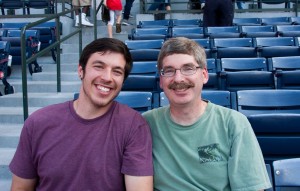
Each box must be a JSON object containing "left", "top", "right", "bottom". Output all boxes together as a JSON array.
[{"left": 169, "top": 99, "right": 207, "bottom": 126}]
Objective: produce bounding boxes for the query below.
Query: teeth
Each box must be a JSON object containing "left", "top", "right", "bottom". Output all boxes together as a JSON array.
[{"left": 97, "top": 85, "right": 110, "bottom": 92}]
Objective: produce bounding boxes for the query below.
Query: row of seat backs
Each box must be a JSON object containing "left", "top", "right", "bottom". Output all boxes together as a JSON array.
[
  {"left": 0, "top": 0, "right": 54, "bottom": 15},
  {"left": 126, "top": 37, "right": 300, "bottom": 59},
  {"left": 136, "top": 17, "right": 300, "bottom": 28},
  {"left": 0, "top": 29, "right": 40, "bottom": 66},
  {"left": 130, "top": 24, "right": 300, "bottom": 40}
]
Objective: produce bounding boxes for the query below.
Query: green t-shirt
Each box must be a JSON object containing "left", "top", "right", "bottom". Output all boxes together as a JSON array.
[{"left": 143, "top": 102, "right": 272, "bottom": 191}]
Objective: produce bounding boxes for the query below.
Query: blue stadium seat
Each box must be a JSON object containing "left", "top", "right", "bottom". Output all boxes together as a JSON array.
[
  {"left": 241, "top": 25, "right": 278, "bottom": 38},
  {"left": 130, "top": 49, "right": 160, "bottom": 61},
  {"left": 248, "top": 114, "right": 300, "bottom": 165},
  {"left": 261, "top": 17, "right": 292, "bottom": 25},
  {"left": 171, "top": 27, "right": 204, "bottom": 38},
  {"left": 171, "top": 19, "right": 202, "bottom": 27},
  {"left": 276, "top": 25, "right": 300, "bottom": 37},
  {"left": 265, "top": 164, "right": 274, "bottom": 191},
  {"left": 273, "top": 158, "right": 300, "bottom": 190},
  {"left": 236, "top": 90, "right": 300, "bottom": 116},
  {"left": 192, "top": 38, "right": 213, "bottom": 58},
  {"left": 25, "top": 0, "right": 54, "bottom": 14},
  {"left": 160, "top": 90, "right": 233, "bottom": 108},
  {"left": 137, "top": 20, "right": 171, "bottom": 28},
  {"left": 129, "top": 28, "right": 170, "bottom": 40},
  {"left": 212, "top": 38, "right": 257, "bottom": 58},
  {"left": 255, "top": 37, "right": 300, "bottom": 58},
  {"left": 290, "top": 16, "right": 300, "bottom": 25},
  {"left": 219, "top": 57, "right": 274, "bottom": 91},
  {"left": 74, "top": 91, "right": 153, "bottom": 113},
  {"left": 0, "top": 29, "right": 42, "bottom": 75},
  {"left": 269, "top": 56, "right": 300, "bottom": 89},
  {"left": 125, "top": 39, "right": 164, "bottom": 50},
  {"left": 0, "top": 0, "right": 26, "bottom": 15},
  {"left": 233, "top": 17, "right": 262, "bottom": 26},
  {"left": 204, "top": 26, "right": 241, "bottom": 39}
]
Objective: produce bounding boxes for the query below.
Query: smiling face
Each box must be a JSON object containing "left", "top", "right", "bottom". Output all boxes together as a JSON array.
[
  {"left": 78, "top": 51, "right": 126, "bottom": 110},
  {"left": 160, "top": 53, "right": 208, "bottom": 107}
]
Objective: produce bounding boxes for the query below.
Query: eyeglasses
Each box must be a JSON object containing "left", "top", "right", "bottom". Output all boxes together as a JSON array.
[{"left": 160, "top": 65, "right": 201, "bottom": 77}]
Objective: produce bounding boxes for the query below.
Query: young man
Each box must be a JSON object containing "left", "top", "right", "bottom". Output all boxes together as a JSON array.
[
  {"left": 72, "top": 0, "right": 94, "bottom": 27},
  {"left": 9, "top": 38, "right": 153, "bottom": 191},
  {"left": 143, "top": 37, "right": 272, "bottom": 191}
]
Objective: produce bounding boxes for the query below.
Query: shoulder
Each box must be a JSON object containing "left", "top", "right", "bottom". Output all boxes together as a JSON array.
[{"left": 143, "top": 106, "right": 168, "bottom": 121}]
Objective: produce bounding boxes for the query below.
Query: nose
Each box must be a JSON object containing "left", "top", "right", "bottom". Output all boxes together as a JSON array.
[
  {"left": 100, "top": 69, "right": 113, "bottom": 82},
  {"left": 173, "top": 69, "right": 184, "bottom": 82}
]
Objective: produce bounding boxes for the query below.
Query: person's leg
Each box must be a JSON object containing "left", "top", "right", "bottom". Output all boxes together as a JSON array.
[
  {"left": 107, "top": 10, "right": 115, "bottom": 38},
  {"left": 72, "top": 0, "right": 81, "bottom": 27},
  {"left": 203, "top": 0, "right": 217, "bottom": 27},
  {"left": 115, "top": 10, "right": 122, "bottom": 33},
  {"left": 148, "top": 0, "right": 161, "bottom": 11},
  {"left": 123, "top": 0, "right": 135, "bottom": 20},
  {"left": 218, "top": 0, "right": 234, "bottom": 26},
  {"left": 79, "top": 0, "right": 94, "bottom": 26}
]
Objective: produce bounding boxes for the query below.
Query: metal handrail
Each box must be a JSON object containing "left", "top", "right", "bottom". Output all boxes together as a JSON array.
[{"left": 20, "top": 8, "right": 84, "bottom": 120}]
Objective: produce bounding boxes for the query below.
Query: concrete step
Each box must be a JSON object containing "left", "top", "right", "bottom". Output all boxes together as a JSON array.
[
  {"left": 0, "top": 92, "right": 74, "bottom": 107},
  {"left": 37, "top": 63, "right": 78, "bottom": 73},
  {"left": 0, "top": 124, "right": 22, "bottom": 148},
  {"left": 0, "top": 148, "right": 15, "bottom": 180},
  {"left": 0, "top": 179, "right": 12, "bottom": 191},
  {"left": 0, "top": 107, "right": 41, "bottom": 124},
  {"left": 5, "top": 80, "right": 81, "bottom": 93},
  {"left": 32, "top": 71, "right": 78, "bottom": 81}
]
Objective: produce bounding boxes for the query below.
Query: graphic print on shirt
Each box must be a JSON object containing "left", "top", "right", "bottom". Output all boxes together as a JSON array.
[{"left": 198, "top": 143, "right": 223, "bottom": 163}]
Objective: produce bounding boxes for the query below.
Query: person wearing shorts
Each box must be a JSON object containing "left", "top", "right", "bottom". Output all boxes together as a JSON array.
[{"left": 72, "top": 0, "right": 94, "bottom": 27}]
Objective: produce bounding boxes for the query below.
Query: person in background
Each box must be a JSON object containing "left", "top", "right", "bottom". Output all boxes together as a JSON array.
[
  {"left": 236, "top": 1, "right": 246, "bottom": 9},
  {"left": 148, "top": 0, "right": 171, "bottom": 20},
  {"left": 143, "top": 37, "right": 272, "bottom": 191},
  {"left": 105, "top": 0, "right": 122, "bottom": 38},
  {"left": 72, "top": 0, "right": 94, "bottom": 27},
  {"left": 203, "top": 0, "right": 234, "bottom": 26},
  {"left": 9, "top": 38, "right": 153, "bottom": 191},
  {"left": 122, "top": 0, "right": 135, "bottom": 26}
]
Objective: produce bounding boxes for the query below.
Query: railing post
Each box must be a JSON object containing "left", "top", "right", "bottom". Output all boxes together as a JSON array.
[{"left": 56, "top": 17, "right": 61, "bottom": 92}]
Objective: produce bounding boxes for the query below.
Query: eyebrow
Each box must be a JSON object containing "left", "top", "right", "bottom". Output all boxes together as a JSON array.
[
  {"left": 163, "top": 62, "right": 196, "bottom": 68},
  {"left": 92, "top": 60, "right": 125, "bottom": 71}
]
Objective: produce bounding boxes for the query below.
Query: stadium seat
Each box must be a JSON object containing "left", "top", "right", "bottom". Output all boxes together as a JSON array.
[
  {"left": 236, "top": 90, "right": 300, "bottom": 116},
  {"left": 160, "top": 90, "right": 233, "bottom": 108},
  {"left": 125, "top": 39, "right": 164, "bottom": 50},
  {"left": 0, "top": 0, "right": 26, "bottom": 15},
  {"left": 276, "top": 25, "right": 300, "bottom": 37},
  {"left": 204, "top": 26, "right": 241, "bottom": 39},
  {"left": 171, "top": 27, "right": 204, "bottom": 39},
  {"left": 212, "top": 38, "right": 257, "bottom": 58},
  {"left": 265, "top": 164, "right": 274, "bottom": 191},
  {"left": 269, "top": 56, "right": 300, "bottom": 89},
  {"left": 129, "top": 28, "right": 170, "bottom": 40},
  {"left": 130, "top": 49, "right": 160, "bottom": 61},
  {"left": 290, "top": 16, "right": 300, "bottom": 25},
  {"left": 233, "top": 17, "right": 262, "bottom": 26},
  {"left": 255, "top": 37, "right": 300, "bottom": 58},
  {"left": 74, "top": 91, "right": 153, "bottom": 113},
  {"left": 0, "top": 40, "right": 14, "bottom": 96},
  {"left": 219, "top": 57, "right": 274, "bottom": 91},
  {"left": 137, "top": 20, "right": 171, "bottom": 28},
  {"left": 192, "top": 38, "right": 213, "bottom": 58},
  {"left": 241, "top": 25, "right": 278, "bottom": 38},
  {"left": 25, "top": 0, "right": 54, "bottom": 14},
  {"left": 248, "top": 114, "right": 300, "bottom": 164},
  {"left": 0, "top": 29, "right": 42, "bottom": 75},
  {"left": 261, "top": 16, "right": 292, "bottom": 25},
  {"left": 273, "top": 158, "right": 300, "bottom": 190},
  {"left": 171, "top": 19, "right": 202, "bottom": 27}
]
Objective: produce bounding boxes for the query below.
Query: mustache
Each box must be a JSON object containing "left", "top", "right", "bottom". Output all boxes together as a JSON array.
[{"left": 168, "top": 82, "right": 195, "bottom": 90}]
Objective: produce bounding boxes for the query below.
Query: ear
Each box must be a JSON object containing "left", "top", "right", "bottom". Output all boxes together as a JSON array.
[
  {"left": 159, "top": 75, "right": 163, "bottom": 89},
  {"left": 78, "top": 64, "right": 83, "bottom": 79},
  {"left": 202, "top": 68, "right": 209, "bottom": 84}
]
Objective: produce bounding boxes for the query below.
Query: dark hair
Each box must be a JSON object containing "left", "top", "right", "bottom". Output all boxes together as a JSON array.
[
  {"left": 79, "top": 38, "right": 133, "bottom": 80},
  {"left": 158, "top": 37, "right": 206, "bottom": 70}
]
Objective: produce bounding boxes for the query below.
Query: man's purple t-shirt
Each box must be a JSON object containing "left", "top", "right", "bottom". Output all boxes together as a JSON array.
[{"left": 10, "top": 101, "right": 153, "bottom": 191}]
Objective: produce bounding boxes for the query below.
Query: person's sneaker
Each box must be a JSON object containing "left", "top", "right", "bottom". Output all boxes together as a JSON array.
[
  {"left": 116, "top": 23, "right": 122, "bottom": 33},
  {"left": 82, "top": 18, "right": 94, "bottom": 27},
  {"left": 122, "top": 20, "right": 133, "bottom": 26},
  {"left": 129, "top": 14, "right": 134, "bottom": 18}
]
